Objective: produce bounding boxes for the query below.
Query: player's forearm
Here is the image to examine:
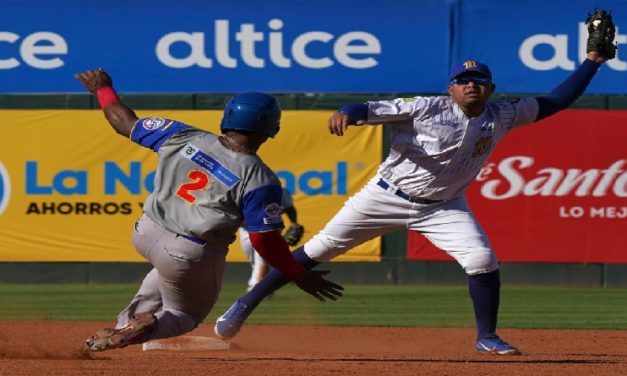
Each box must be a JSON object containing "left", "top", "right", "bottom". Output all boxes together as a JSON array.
[
  {"left": 102, "top": 102, "right": 138, "bottom": 138},
  {"left": 535, "top": 59, "right": 600, "bottom": 121},
  {"left": 96, "top": 87, "right": 138, "bottom": 137},
  {"left": 249, "top": 230, "right": 306, "bottom": 281}
]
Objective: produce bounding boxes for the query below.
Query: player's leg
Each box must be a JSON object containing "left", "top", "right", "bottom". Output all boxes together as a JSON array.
[
  {"left": 144, "top": 233, "right": 227, "bottom": 340},
  {"left": 238, "top": 244, "right": 320, "bottom": 308},
  {"left": 85, "top": 215, "right": 165, "bottom": 351},
  {"left": 409, "top": 197, "right": 519, "bottom": 355},
  {"left": 215, "top": 177, "right": 408, "bottom": 339},
  {"left": 85, "top": 215, "right": 160, "bottom": 351},
  {"left": 115, "top": 267, "right": 163, "bottom": 328},
  {"left": 239, "top": 228, "right": 259, "bottom": 290},
  {"left": 115, "top": 215, "right": 172, "bottom": 327},
  {"left": 242, "top": 177, "right": 408, "bottom": 306},
  {"left": 86, "top": 214, "right": 226, "bottom": 351},
  {"left": 249, "top": 251, "right": 269, "bottom": 289},
  {"left": 213, "top": 244, "right": 321, "bottom": 339}
]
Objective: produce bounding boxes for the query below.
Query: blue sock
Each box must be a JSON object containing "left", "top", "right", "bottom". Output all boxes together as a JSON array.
[
  {"left": 468, "top": 269, "right": 500, "bottom": 339},
  {"left": 239, "top": 246, "right": 320, "bottom": 308}
]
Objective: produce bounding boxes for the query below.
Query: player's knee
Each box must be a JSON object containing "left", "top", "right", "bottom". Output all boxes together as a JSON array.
[
  {"left": 304, "top": 233, "right": 350, "bottom": 262},
  {"left": 462, "top": 251, "right": 498, "bottom": 275}
]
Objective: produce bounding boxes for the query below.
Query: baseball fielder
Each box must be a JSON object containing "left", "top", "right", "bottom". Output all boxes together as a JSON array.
[
  {"left": 214, "top": 17, "right": 615, "bottom": 355},
  {"left": 75, "top": 69, "right": 343, "bottom": 351}
]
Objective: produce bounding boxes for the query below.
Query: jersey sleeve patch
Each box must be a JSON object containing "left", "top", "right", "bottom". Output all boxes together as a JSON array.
[
  {"left": 131, "top": 117, "right": 192, "bottom": 152},
  {"left": 242, "top": 184, "right": 285, "bottom": 232}
]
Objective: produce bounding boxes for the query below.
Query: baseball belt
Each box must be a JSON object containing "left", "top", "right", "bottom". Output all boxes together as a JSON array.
[
  {"left": 376, "top": 178, "right": 441, "bottom": 205},
  {"left": 177, "top": 233, "right": 207, "bottom": 245}
]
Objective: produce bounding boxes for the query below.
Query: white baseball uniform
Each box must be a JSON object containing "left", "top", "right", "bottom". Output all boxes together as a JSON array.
[{"left": 304, "top": 96, "right": 539, "bottom": 274}]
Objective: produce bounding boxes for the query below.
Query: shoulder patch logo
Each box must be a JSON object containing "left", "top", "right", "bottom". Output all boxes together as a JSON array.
[
  {"left": 142, "top": 118, "right": 166, "bottom": 130},
  {"left": 264, "top": 202, "right": 281, "bottom": 217}
]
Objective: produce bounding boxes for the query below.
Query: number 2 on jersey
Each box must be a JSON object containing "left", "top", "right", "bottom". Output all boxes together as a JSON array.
[{"left": 176, "top": 170, "right": 211, "bottom": 204}]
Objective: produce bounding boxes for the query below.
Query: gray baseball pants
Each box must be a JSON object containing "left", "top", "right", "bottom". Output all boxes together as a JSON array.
[{"left": 116, "top": 214, "right": 227, "bottom": 340}]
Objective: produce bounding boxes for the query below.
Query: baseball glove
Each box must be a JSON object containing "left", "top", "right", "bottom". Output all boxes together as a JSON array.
[
  {"left": 283, "top": 224, "right": 304, "bottom": 246},
  {"left": 585, "top": 9, "right": 617, "bottom": 59}
]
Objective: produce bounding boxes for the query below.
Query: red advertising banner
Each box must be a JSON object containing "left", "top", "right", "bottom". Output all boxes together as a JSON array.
[{"left": 407, "top": 109, "right": 627, "bottom": 264}]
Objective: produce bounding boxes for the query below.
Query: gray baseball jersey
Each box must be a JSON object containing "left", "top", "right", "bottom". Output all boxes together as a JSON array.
[
  {"left": 368, "top": 96, "right": 539, "bottom": 201},
  {"left": 130, "top": 117, "right": 285, "bottom": 247}
]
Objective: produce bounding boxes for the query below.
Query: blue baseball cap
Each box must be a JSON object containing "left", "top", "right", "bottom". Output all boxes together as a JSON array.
[{"left": 449, "top": 60, "right": 492, "bottom": 80}]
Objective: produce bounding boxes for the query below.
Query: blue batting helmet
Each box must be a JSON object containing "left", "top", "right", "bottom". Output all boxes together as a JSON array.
[{"left": 220, "top": 92, "right": 281, "bottom": 138}]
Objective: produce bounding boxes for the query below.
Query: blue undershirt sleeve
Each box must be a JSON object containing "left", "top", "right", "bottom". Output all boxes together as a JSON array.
[
  {"left": 337, "top": 103, "right": 368, "bottom": 124},
  {"left": 535, "top": 59, "right": 601, "bottom": 121}
]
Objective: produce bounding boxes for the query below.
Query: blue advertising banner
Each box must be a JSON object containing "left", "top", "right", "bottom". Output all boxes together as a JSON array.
[
  {"left": 0, "top": 0, "right": 450, "bottom": 93},
  {"left": 1, "top": 0, "right": 625, "bottom": 94},
  {"left": 453, "top": 0, "right": 627, "bottom": 94}
]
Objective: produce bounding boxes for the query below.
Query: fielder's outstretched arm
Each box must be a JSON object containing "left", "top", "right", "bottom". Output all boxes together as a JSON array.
[
  {"left": 75, "top": 68, "right": 138, "bottom": 137},
  {"left": 535, "top": 52, "right": 608, "bottom": 121}
]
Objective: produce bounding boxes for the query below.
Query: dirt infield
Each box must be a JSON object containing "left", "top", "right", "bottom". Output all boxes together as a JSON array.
[{"left": 0, "top": 321, "right": 625, "bottom": 376}]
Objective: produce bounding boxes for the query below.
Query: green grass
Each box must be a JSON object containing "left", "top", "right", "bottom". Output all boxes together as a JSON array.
[{"left": 0, "top": 283, "right": 625, "bottom": 329}]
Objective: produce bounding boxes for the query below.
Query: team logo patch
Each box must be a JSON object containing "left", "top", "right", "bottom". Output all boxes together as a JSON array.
[
  {"left": 463, "top": 60, "right": 478, "bottom": 69},
  {"left": 142, "top": 117, "right": 166, "bottom": 130},
  {"left": 0, "top": 161, "right": 11, "bottom": 216},
  {"left": 264, "top": 202, "right": 281, "bottom": 217}
]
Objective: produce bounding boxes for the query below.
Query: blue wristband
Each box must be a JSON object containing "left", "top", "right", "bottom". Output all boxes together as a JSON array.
[{"left": 338, "top": 103, "right": 368, "bottom": 124}]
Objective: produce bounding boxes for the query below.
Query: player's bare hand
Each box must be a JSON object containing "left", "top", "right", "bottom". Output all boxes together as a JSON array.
[
  {"left": 294, "top": 270, "right": 344, "bottom": 302},
  {"left": 328, "top": 112, "right": 366, "bottom": 136},
  {"left": 74, "top": 68, "right": 113, "bottom": 93},
  {"left": 328, "top": 112, "right": 350, "bottom": 136}
]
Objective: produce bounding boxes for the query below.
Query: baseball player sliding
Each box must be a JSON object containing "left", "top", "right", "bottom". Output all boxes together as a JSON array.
[
  {"left": 75, "top": 69, "right": 343, "bottom": 351},
  {"left": 214, "top": 10, "right": 617, "bottom": 355}
]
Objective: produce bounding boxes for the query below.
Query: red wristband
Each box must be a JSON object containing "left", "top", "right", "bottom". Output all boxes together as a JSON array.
[{"left": 96, "top": 86, "right": 120, "bottom": 109}]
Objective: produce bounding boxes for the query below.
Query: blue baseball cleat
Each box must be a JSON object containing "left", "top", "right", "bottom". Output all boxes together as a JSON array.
[
  {"left": 214, "top": 300, "right": 252, "bottom": 340},
  {"left": 475, "top": 333, "right": 521, "bottom": 355}
]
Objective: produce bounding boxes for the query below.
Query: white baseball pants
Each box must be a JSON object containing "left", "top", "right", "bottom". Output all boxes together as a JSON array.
[{"left": 304, "top": 176, "right": 498, "bottom": 275}]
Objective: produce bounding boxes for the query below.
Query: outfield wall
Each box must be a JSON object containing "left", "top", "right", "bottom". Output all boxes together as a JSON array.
[
  {"left": 0, "top": 109, "right": 381, "bottom": 263},
  {"left": 2, "top": 0, "right": 626, "bottom": 285},
  {"left": 0, "top": 93, "right": 625, "bottom": 287}
]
